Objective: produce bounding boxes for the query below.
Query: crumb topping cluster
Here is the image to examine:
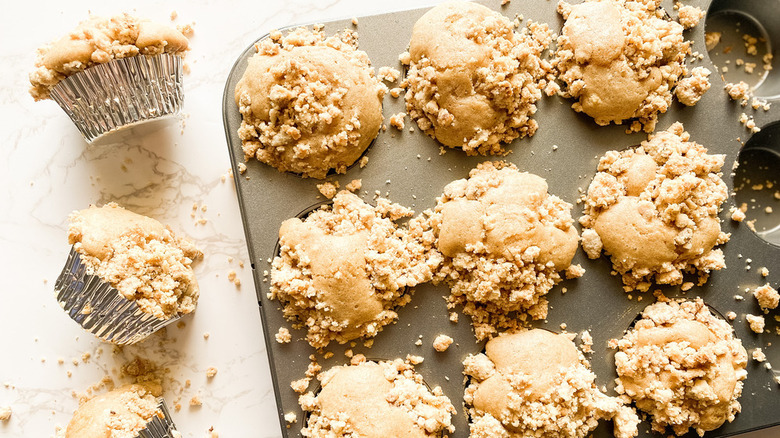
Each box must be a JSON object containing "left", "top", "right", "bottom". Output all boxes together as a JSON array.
[
  {"left": 615, "top": 298, "right": 748, "bottom": 436},
  {"left": 580, "top": 123, "right": 729, "bottom": 291}
]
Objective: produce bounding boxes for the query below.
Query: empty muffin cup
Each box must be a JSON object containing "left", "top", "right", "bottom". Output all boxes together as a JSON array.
[
  {"left": 49, "top": 53, "right": 184, "bottom": 145},
  {"left": 55, "top": 246, "right": 179, "bottom": 345}
]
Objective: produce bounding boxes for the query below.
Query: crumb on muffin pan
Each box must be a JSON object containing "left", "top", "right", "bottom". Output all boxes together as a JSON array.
[{"left": 222, "top": 2, "right": 780, "bottom": 437}]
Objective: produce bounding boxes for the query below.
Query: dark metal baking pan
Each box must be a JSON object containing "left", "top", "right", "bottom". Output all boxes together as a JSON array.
[{"left": 222, "top": 1, "right": 780, "bottom": 436}]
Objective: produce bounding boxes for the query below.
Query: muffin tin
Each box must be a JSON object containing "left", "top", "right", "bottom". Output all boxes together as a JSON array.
[{"left": 222, "top": 0, "right": 780, "bottom": 436}]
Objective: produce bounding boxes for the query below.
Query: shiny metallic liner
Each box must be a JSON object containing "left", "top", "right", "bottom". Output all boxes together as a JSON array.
[
  {"left": 50, "top": 53, "right": 183, "bottom": 144},
  {"left": 55, "top": 247, "right": 179, "bottom": 345},
  {"left": 138, "top": 399, "right": 180, "bottom": 438}
]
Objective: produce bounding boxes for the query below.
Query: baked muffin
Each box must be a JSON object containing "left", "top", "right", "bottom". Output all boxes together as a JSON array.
[
  {"left": 30, "top": 13, "right": 189, "bottom": 143},
  {"left": 299, "top": 358, "right": 455, "bottom": 437},
  {"left": 553, "top": 0, "right": 693, "bottom": 132},
  {"left": 403, "top": 2, "right": 553, "bottom": 155},
  {"left": 427, "top": 161, "right": 582, "bottom": 340},
  {"left": 463, "top": 329, "right": 640, "bottom": 438},
  {"left": 65, "top": 384, "right": 179, "bottom": 438},
  {"left": 235, "top": 27, "right": 385, "bottom": 178},
  {"left": 57, "top": 203, "right": 202, "bottom": 344},
  {"left": 580, "top": 123, "right": 729, "bottom": 291},
  {"left": 270, "top": 191, "right": 440, "bottom": 348},
  {"left": 615, "top": 298, "right": 748, "bottom": 435}
]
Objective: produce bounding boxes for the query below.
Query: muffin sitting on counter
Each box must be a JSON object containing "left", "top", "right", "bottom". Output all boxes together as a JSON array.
[
  {"left": 56, "top": 203, "right": 202, "bottom": 345},
  {"left": 65, "top": 383, "right": 180, "bottom": 438}
]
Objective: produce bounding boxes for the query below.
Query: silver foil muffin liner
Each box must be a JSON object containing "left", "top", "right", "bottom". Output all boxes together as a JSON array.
[
  {"left": 139, "top": 399, "right": 181, "bottom": 438},
  {"left": 55, "top": 246, "right": 179, "bottom": 345},
  {"left": 49, "top": 53, "right": 184, "bottom": 145}
]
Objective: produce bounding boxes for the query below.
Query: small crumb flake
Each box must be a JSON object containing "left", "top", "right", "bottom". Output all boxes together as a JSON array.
[
  {"left": 730, "top": 206, "right": 746, "bottom": 222},
  {"left": 189, "top": 395, "right": 202, "bottom": 407},
  {"left": 726, "top": 311, "right": 737, "bottom": 321},
  {"left": 753, "top": 284, "right": 779, "bottom": 310},
  {"left": 377, "top": 66, "right": 401, "bottom": 83},
  {"left": 275, "top": 327, "right": 292, "bottom": 344},
  {"left": 433, "top": 334, "right": 454, "bottom": 352},
  {"left": 759, "top": 267, "right": 769, "bottom": 277},
  {"left": 359, "top": 156, "right": 369, "bottom": 168},
  {"left": 752, "top": 348, "right": 767, "bottom": 363},
  {"left": 725, "top": 81, "right": 750, "bottom": 105},
  {"left": 238, "top": 162, "right": 247, "bottom": 174},
  {"left": 705, "top": 32, "right": 721, "bottom": 51},
  {"left": 0, "top": 406, "right": 11, "bottom": 421},
  {"left": 580, "top": 330, "right": 593, "bottom": 353},
  {"left": 206, "top": 367, "right": 218, "bottom": 378},
  {"left": 389, "top": 112, "right": 406, "bottom": 130},
  {"left": 677, "top": 5, "right": 705, "bottom": 29},
  {"left": 285, "top": 412, "right": 297, "bottom": 424},
  {"left": 406, "top": 354, "right": 424, "bottom": 365},
  {"left": 345, "top": 179, "right": 362, "bottom": 192},
  {"left": 564, "top": 264, "right": 585, "bottom": 279},
  {"left": 746, "top": 314, "right": 765, "bottom": 333},
  {"left": 449, "top": 312, "right": 459, "bottom": 323},
  {"left": 316, "top": 181, "right": 339, "bottom": 199}
]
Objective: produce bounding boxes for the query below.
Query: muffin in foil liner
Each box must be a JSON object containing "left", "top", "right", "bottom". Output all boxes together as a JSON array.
[
  {"left": 138, "top": 398, "right": 181, "bottom": 438},
  {"left": 55, "top": 246, "right": 178, "bottom": 345},
  {"left": 49, "top": 53, "right": 184, "bottom": 145}
]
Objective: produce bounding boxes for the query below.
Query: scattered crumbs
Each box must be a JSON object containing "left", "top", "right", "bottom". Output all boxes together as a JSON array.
[
  {"left": 752, "top": 348, "right": 767, "bottom": 363},
  {"left": 206, "top": 367, "right": 218, "bottom": 378},
  {"left": 189, "top": 395, "right": 202, "bottom": 407},
  {"left": 726, "top": 311, "right": 737, "bottom": 321},
  {"left": 170, "top": 11, "right": 178, "bottom": 21},
  {"left": 359, "top": 156, "right": 369, "bottom": 168},
  {"left": 275, "top": 327, "right": 292, "bottom": 344},
  {"left": 767, "top": 206, "right": 774, "bottom": 214},
  {"left": 560, "top": 323, "right": 567, "bottom": 330},
  {"left": 738, "top": 113, "right": 760, "bottom": 133},
  {"left": 285, "top": 412, "right": 297, "bottom": 424},
  {"left": 580, "top": 330, "right": 593, "bottom": 353},
  {"left": 746, "top": 314, "right": 765, "bottom": 333},
  {"left": 415, "top": 339, "right": 423, "bottom": 346},
  {"left": 432, "top": 334, "right": 454, "bottom": 352},
  {"left": 389, "top": 87, "right": 403, "bottom": 98},
  {"left": 681, "top": 282, "right": 694, "bottom": 292},
  {"left": 449, "top": 312, "right": 459, "bottom": 323},
  {"left": 323, "top": 351, "right": 334, "bottom": 359},
  {"left": 316, "top": 181, "right": 339, "bottom": 199},
  {"left": 203, "top": 332, "right": 210, "bottom": 340},
  {"left": 351, "top": 17, "right": 358, "bottom": 26},
  {"left": 345, "top": 179, "right": 362, "bottom": 192},
  {"left": 389, "top": 112, "right": 406, "bottom": 130},
  {"left": 0, "top": 406, "right": 11, "bottom": 421},
  {"left": 238, "top": 163, "right": 247, "bottom": 174},
  {"left": 502, "top": 0, "right": 510, "bottom": 5},
  {"left": 759, "top": 267, "right": 769, "bottom": 277},
  {"left": 377, "top": 67, "right": 401, "bottom": 83},
  {"left": 734, "top": 295, "right": 744, "bottom": 301}
]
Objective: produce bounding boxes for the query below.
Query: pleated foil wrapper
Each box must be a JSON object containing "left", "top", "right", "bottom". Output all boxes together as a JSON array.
[
  {"left": 49, "top": 53, "right": 184, "bottom": 145},
  {"left": 138, "top": 399, "right": 181, "bottom": 438},
  {"left": 55, "top": 246, "right": 179, "bottom": 345}
]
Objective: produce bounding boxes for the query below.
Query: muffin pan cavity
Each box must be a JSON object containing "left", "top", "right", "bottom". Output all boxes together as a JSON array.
[
  {"left": 223, "top": 1, "right": 780, "bottom": 436},
  {"left": 705, "top": 0, "right": 780, "bottom": 99},
  {"left": 734, "top": 120, "right": 780, "bottom": 246}
]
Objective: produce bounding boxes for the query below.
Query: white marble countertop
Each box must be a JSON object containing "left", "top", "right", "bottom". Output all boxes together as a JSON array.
[{"left": 0, "top": 1, "right": 776, "bottom": 437}]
